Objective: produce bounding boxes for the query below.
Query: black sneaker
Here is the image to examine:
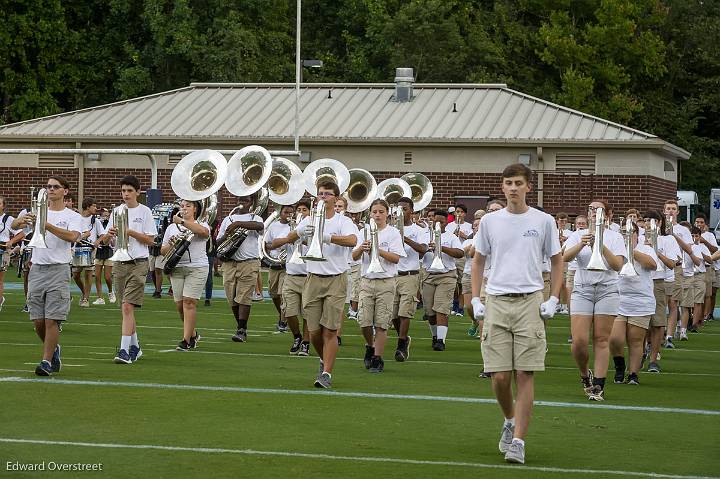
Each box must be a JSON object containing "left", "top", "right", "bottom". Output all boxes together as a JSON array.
[
  {"left": 588, "top": 384, "right": 605, "bottom": 401},
  {"left": 276, "top": 320, "right": 289, "bottom": 333},
  {"left": 290, "top": 336, "right": 302, "bottom": 354},
  {"left": 626, "top": 373, "right": 640, "bottom": 385},
  {"left": 35, "top": 360, "right": 53, "bottom": 377},
  {"left": 432, "top": 339, "right": 445, "bottom": 351},
  {"left": 189, "top": 332, "right": 201, "bottom": 349},
  {"left": 298, "top": 342, "right": 310, "bottom": 357},
  {"left": 614, "top": 368, "right": 626, "bottom": 384},
  {"left": 204, "top": 299, "right": 211, "bottom": 306},
  {"left": 337, "top": 336, "right": 342, "bottom": 346},
  {"left": 50, "top": 345, "right": 62, "bottom": 373},
  {"left": 581, "top": 370, "right": 594, "bottom": 398},
  {"left": 364, "top": 345, "right": 375, "bottom": 369},
  {"left": 152, "top": 291, "right": 162, "bottom": 299},
  {"left": 394, "top": 338, "right": 407, "bottom": 362},
  {"left": 232, "top": 328, "right": 247, "bottom": 342},
  {"left": 369, "top": 356, "right": 384, "bottom": 373},
  {"left": 431, "top": 335, "right": 437, "bottom": 348},
  {"left": 176, "top": 340, "right": 190, "bottom": 351}
]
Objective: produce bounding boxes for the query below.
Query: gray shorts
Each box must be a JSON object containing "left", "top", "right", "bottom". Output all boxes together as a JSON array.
[
  {"left": 570, "top": 282, "right": 619, "bottom": 316},
  {"left": 28, "top": 263, "right": 72, "bottom": 322}
]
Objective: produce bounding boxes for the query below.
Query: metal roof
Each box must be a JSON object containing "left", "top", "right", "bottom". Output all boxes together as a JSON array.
[{"left": 0, "top": 82, "right": 690, "bottom": 157}]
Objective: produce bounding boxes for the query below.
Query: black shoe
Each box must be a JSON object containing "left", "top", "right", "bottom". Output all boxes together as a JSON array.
[
  {"left": 431, "top": 335, "right": 437, "bottom": 348},
  {"left": 364, "top": 345, "right": 375, "bottom": 369},
  {"left": 290, "top": 336, "right": 302, "bottom": 354},
  {"left": 626, "top": 373, "right": 640, "bottom": 385},
  {"left": 337, "top": 336, "right": 342, "bottom": 346},
  {"left": 189, "top": 332, "right": 200, "bottom": 349},
  {"left": 394, "top": 338, "right": 406, "bottom": 362},
  {"left": 232, "top": 328, "right": 247, "bottom": 342},
  {"left": 369, "top": 356, "right": 384, "bottom": 373},
  {"left": 176, "top": 340, "right": 190, "bottom": 351},
  {"left": 152, "top": 291, "right": 162, "bottom": 299},
  {"left": 614, "top": 368, "right": 626, "bottom": 384},
  {"left": 204, "top": 299, "right": 211, "bottom": 306},
  {"left": 432, "top": 339, "right": 445, "bottom": 351}
]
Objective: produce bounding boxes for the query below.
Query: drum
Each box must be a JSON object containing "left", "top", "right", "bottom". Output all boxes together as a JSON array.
[{"left": 72, "top": 246, "right": 94, "bottom": 267}]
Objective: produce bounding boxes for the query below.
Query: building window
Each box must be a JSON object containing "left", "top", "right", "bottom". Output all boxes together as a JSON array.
[
  {"left": 404, "top": 152, "right": 413, "bottom": 165},
  {"left": 38, "top": 156, "right": 75, "bottom": 168},
  {"left": 555, "top": 154, "right": 596, "bottom": 173}
]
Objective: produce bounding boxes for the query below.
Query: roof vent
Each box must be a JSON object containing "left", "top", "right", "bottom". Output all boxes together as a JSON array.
[{"left": 394, "top": 68, "right": 414, "bottom": 102}]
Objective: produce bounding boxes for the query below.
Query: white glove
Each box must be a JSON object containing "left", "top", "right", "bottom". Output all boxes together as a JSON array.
[
  {"left": 540, "top": 296, "right": 559, "bottom": 320},
  {"left": 322, "top": 233, "right": 333, "bottom": 244},
  {"left": 300, "top": 224, "right": 315, "bottom": 238},
  {"left": 471, "top": 297, "right": 485, "bottom": 320}
]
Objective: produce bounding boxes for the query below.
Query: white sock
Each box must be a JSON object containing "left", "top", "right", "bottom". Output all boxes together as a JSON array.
[
  {"left": 130, "top": 333, "right": 139, "bottom": 348},
  {"left": 512, "top": 438, "right": 525, "bottom": 447},
  {"left": 504, "top": 417, "right": 515, "bottom": 428},
  {"left": 437, "top": 325, "right": 448, "bottom": 341},
  {"left": 681, "top": 327, "right": 687, "bottom": 334},
  {"left": 120, "top": 336, "right": 131, "bottom": 352},
  {"left": 429, "top": 324, "right": 437, "bottom": 337}
]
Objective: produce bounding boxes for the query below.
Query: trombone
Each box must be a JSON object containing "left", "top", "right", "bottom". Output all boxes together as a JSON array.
[
  {"left": 365, "top": 217, "right": 386, "bottom": 274},
  {"left": 619, "top": 217, "right": 638, "bottom": 277},
  {"left": 429, "top": 221, "right": 445, "bottom": 271},
  {"left": 587, "top": 206, "right": 608, "bottom": 271}
]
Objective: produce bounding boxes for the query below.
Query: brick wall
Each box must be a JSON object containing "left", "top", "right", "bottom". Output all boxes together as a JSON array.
[{"left": 0, "top": 166, "right": 676, "bottom": 219}]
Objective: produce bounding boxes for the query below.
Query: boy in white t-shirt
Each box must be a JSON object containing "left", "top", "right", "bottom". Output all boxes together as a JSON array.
[
  {"left": 471, "top": 164, "right": 562, "bottom": 465},
  {"left": 101, "top": 176, "right": 158, "bottom": 364},
  {"left": 0, "top": 195, "right": 22, "bottom": 311},
  {"left": 72, "top": 197, "right": 101, "bottom": 308},
  {"left": 694, "top": 214, "right": 718, "bottom": 323}
]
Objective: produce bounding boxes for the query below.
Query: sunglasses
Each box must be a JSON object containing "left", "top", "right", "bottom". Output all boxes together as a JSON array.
[{"left": 46, "top": 184, "right": 64, "bottom": 190}]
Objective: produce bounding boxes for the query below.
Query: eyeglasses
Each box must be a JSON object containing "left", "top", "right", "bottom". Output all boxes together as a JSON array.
[
  {"left": 46, "top": 184, "right": 63, "bottom": 190},
  {"left": 317, "top": 192, "right": 335, "bottom": 197}
]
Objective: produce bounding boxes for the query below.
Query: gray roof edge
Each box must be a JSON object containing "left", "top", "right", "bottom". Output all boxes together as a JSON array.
[{"left": 188, "top": 82, "right": 509, "bottom": 89}]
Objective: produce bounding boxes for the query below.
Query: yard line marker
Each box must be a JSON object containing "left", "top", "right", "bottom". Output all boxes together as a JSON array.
[
  {"left": 0, "top": 437, "right": 715, "bottom": 479},
  {"left": 1, "top": 377, "right": 718, "bottom": 416}
]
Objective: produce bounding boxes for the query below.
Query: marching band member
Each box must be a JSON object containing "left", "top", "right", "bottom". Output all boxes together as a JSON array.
[
  {"left": 286, "top": 181, "right": 357, "bottom": 388},
  {"left": 447, "top": 204, "right": 472, "bottom": 316},
  {"left": 160, "top": 200, "right": 210, "bottom": 351},
  {"left": 352, "top": 199, "right": 405, "bottom": 372},
  {"left": 265, "top": 205, "right": 294, "bottom": 333},
  {"left": 556, "top": 212, "right": 571, "bottom": 314},
  {"left": 347, "top": 212, "right": 362, "bottom": 321},
  {"left": 271, "top": 200, "right": 312, "bottom": 356},
  {"left": 609, "top": 222, "right": 658, "bottom": 385},
  {"left": 693, "top": 214, "right": 718, "bottom": 323},
  {"left": 0, "top": 195, "right": 21, "bottom": 311},
  {"left": 101, "top": 176, "right": 157, "bottom": 364},
  {"left": 565, "top": 215, "right": 588, "bottom": 344},
  {"left": 11, "top": 176, "right": 82, "bottom": 376},
  {"left": 682, "top": 227, "right": 711, "bottom": 334},
  {"left": 217, "top": 193, "right": 264, "bottom": 343},
  {"left": 471, "top": 164, "right": 562, "bottom": 464},
  {"left": 422, "top": 209, "right": 464, "bottom": 351},
  {"left": 72, "top": 197, "right": 102, "bottom": 308},
  {"left": 392, "top": 196, "right": 428, "bottom": 362},
  {"left": 664, "top": 200, "right": 695, "bottom": 341},
  {"left": 418, "top": 208, "right": 436, "bottom": 311},
  {"left": 463, "top": 217, "right": 482, "bottom": 338},
  {"left": 93, "top": 208, "right": 116, "bottom": 305},
  {"left": 563, "top": 199, "right": 626, "bottom": 401},
  {"left": 333, "top": 195, "right": 350, "bottom": 344},
  {"left": 643, "top": 211, "right": 679, "bottom": 373}
]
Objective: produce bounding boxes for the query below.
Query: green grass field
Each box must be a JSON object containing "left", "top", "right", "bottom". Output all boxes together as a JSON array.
[{"left": 1, "top": 275, "right": 719, "bottom": 478}]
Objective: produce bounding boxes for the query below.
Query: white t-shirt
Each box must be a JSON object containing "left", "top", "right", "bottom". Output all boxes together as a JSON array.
[
  {"left": 265, "top": 221, "right": 291, "bottom": 261},
  {"left": 77, "top": 214, "right": 104, "bottom": 243},
  {"left": 348, "top": 222, "right": 361, "bottom": 266},
  {"left": 641, "top": 234, "right": 673, "bottom": 281},
  {"left": 398, "top": 223, "right": 427, "bottom": 272},
  {"left": 618, "top": 244, "right": 657, "bottom": 317},
  {"left": 685, "top": 243, "right": 711, "bottom": 276},
  {"left": 446, "top": 221, "right": 473, "bottom": 239},
  {"left": 462, "top": 238, "right": 474, "bottom": 274},
  {"left": 701, "top": 231, "right": 719, "bottom": 270},
  {"left": 609, "top": 222, "right": 621, "bottom": 233},
  {"left": 660, "top": 235, "right": 681, "bottom": 282},
  {"left": 218, "top": 213, "right": 263, "bottom": 261},
  {"left": 295, "top": 213, "right": 357, "bottom": 275},
  {"left": 425, "top": 230, "right": 464, "bottom": 273},
  {"left": 285, "top": 241, "right": 308, "bottom": 275},
  {"left": 162, "top": 222, "right": 210, "bottom": 268},
  {"left": 31, "top": 208, "right": 82, "bottom": 265},
  {"left": 673, "top": 223, "right": 693, "bottom": 271},
  {"left": 107, "top": 204, "right": 157, "bottom": 259},
  {"left": 475, "top": 207, "right": 561, "bottom": 295},
  {"left": 0, "top": 213, "right": 16, "bottom": 242},
  {"left": 356, "top": 224, "right": 405, "bottom": 279},
  {"left": 564, "top": 228, "right": 626, "bottom": 286}
]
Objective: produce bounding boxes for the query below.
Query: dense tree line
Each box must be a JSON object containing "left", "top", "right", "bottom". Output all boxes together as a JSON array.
[{"left": 1, "top": 0, "right": 718, "bottom": 203}]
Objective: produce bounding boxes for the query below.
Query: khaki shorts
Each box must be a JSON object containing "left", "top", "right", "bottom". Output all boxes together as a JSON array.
[
  {"left": 222, "top": 259, "right": 260, "bottom": 306},
  {"left": 692, "top": 274, "right": 706, "bottom": 304},
  {"left": 714, "top": 269, "right": 720, "bottom": 289},
  {"left": 671, "top": 267, "right": 684, "bottom": 301},
  {"left": 542, "top": 271, "right": 551, "bottom": 301},
  {"left": 94, "top": 259, "right": 114, "bottom": 267},
  {"left": 358, "top": 277, "right": 395, "bottom": 330},
  {"left": 616, "top": 314, "right": 651, "bottom": 330},
  {"left": 455, "top": 257, "right": 466, "bottom": 286},
  {"left": 268, "top": 268, "right": 286, "bottom": 298},
  {"left": 282, "top": 274, "right": 306, "bottom": 318},
  {"left": 461, "top": 272, "right": 472, "bottom": 295},
  {"left": 704, "top": 270, "right": 713, "bottom": 297},
  {"left": 303, "top": 273, "right": 347, "bottom": 331},
  {"left": 393, "top": 273, "right": 420, "bottom": 319},
  {"left": 148, "top": 255, "right": 161, "bottom": 271},
  {"left": 113, "top": 260, "right": 149, "bottom": 307},
  {"left": 651, "top": 279, "right": 668, "bottom": 327},
  {"left": 664, "top": 280, "right": 676, "bottom": 300},
  {"left": 28, "top": 264, "right": 71, "bottom": 321},
  {"left": 482, "top": 291, "right": 546, "bottom": 372},
  {"left": 422, "top": 271, "right": 456, "bottom": 316},
  {"left": 169, "top": 266, "right": 207, "bottom": 301},
  {"left": 349, "top": 264, "right": 361, "bottom": 302}
]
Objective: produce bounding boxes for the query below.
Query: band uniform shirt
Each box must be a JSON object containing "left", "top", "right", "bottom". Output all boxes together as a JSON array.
[
  {"left": 265, "top": 221, "right": 291, "bottom": 262},
  {"left": 673, "top": 223, "right": 693, "bottom": 273},
  {"left": 356, "top": 224, "right": 405, "bottom": 279},
  {"left": 0, "top": 213, "right": 16, "bottom": 242},
  {"left": 639, "top": 234, "right": 676, "bottom": 281},
  {"left": 700, "top": 231, "right": 719, "bottom": 270},
  {"left": 107, "top": 204, "right": 157, "bottom": 260},
  {"left": 397, "top": 222, "right": 427, "bottom": 272},
  {"left": 564, "top": 228, "right": 626, "bottom": 286},
  {"left": 425, "top": 230, "right": 463, "bottom": 274},
  {"left": 161, "top": 222, "right": 210, "bottom": 268},
  {"left": 684, "top": 243, "right": 710, "bottom": 276},
  {"left": 77, "top": 214, "right": 103, "bottom": 243},
  {"left": 462, "top": 238, "right": 474, "bottom": 274},
  {"left": 475, "top": 208, "right": 561, "bottom": 295},
  {"left": 218, "top": 213, "right": 263, "bottom": 261},
  {"left": 618, "top": 243, "right": 658, "bottom": 317},
  {"left": 445, "top": 220, "right": 473, "bottom": 238},
  {"left": 659, "top": 235, "right": 681, "bottom": 281},
  {"left": 31, "top": 208, "right": 82, "bottom": 265},
  {"left": 295, "top": 213, "right": 356, "bottom": 276},
  {"left": 348, "top": 221, "right": 361, "bottom": 266}
]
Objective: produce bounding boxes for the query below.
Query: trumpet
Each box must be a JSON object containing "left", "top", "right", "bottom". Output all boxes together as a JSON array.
[
  {"left": 429, "top": 221, "right": 445, "bottom": 271},
  {"left": 366, "top": 217, "right": 385, "bottom": 274},
  {"left": 648, "top": 219, "right": 664, "bottom": 272},
  {"left": 28, "top": 187, "right": 48, "bottom": 249},
  {"left": 619, "top": 217, "right": 638, "bottom": 277},
  {"left": 587, "top": 207, "right": 607, "bottom": 271}
]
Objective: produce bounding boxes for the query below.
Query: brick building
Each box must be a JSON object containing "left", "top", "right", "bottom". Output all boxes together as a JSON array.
[{"left": 0, "top": 75, "right": 689, "bottom": 218}]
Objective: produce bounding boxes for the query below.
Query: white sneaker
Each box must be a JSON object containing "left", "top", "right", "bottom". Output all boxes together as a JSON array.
[
  {"left": 504, "top": 441, "right": 525, "bottom": 464},
  {"left": 251, "top": 292, "right": 263, "bottom": 301},
  {"left": 108, "top": 292, "right": 116, "bottom": 304},
  {"left": 79, "top": 298, "right": 90, "bottom": 308},
  {"left": 92, "top": 297, "right": 106, "bottom": 305},
  {"left": 499, "top": 422, "right": 514, "bottom": 453},
  {"left": 348, "top": 309, "right": 358, "bottom": 320}
]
